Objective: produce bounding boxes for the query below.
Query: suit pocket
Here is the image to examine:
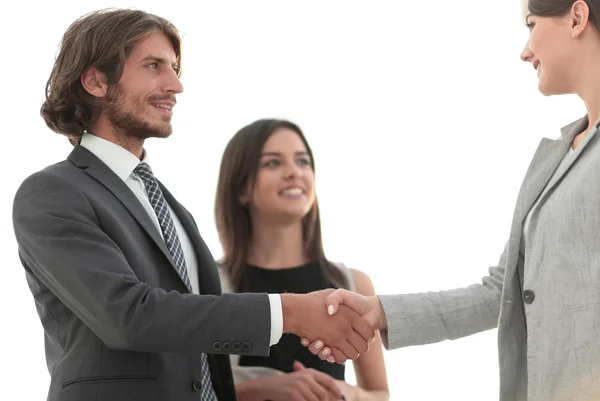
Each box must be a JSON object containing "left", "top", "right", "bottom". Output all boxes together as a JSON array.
[{"left": 61, "top": 375, "right": 158, "bottom": 401}]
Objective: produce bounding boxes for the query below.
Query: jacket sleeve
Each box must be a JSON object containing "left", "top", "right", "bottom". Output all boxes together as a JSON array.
[
  {"left": 13, "top": 171, "right": 271, "bottom": 356},
  {"left": 216, "top": 266, "right": 284, "bottom": 383},
  {"left": 379, "top": 243, "right": 507, "bottom": 350}
]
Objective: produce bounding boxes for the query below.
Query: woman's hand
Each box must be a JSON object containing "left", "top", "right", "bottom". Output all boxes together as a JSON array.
[
  {"left": 250, "top": 361, "right": 344, "bottom": 401},
  {"left": 335, "top": 379, "right": 360, "bottom": 401}
]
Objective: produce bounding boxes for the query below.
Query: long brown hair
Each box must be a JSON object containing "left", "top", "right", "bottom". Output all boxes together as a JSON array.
[
  {"left": 528, "top": 0, "right": 600, "bottom": 31},
  {"left": 215, "top": 119, "right": 348, "bottom": 292},
  {"left": 41, "top": 8, "right": 182, "bottom": 144}
]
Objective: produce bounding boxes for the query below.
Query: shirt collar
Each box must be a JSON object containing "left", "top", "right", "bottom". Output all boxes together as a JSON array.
[{"left": 80, "top": 132, "right": 150, "bottom": 182}]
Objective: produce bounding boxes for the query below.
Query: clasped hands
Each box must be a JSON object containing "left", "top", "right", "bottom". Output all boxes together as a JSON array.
[{"left": 284, "top": 289, "right": 386, "bottom": 363}]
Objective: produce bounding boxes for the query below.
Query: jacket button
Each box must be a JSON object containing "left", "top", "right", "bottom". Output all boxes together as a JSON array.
[
  {"left": 523, "top": 289, "right": 535, "bottom": 304},
  {"left": 192, "top": 379, "right": 202, "bottom": 392},
  {"left": 222, "top": 342, "right": 231, "bottom": 352},
  {"left": 241, "top": 341, "right": 252, "bottom": 352},
  {"left": 232, "top": 342, "right": 242, "bottom": 352},
  {"left": 212, "top": 341, "right": 222, "bottom": 352}
]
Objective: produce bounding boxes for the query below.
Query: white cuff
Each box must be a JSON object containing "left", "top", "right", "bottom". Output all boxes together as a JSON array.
[{"left": 268, "top": 294, "right": 283, "bottom": 346}]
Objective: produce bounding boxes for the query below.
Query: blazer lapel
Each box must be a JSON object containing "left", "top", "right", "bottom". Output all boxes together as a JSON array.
[
  {"left": 537, "top": 125, "right": 599, "bottom": 203},
  {"left": 511, "top": 116, "right": 593, "bottom": 228},
  {"left": 68, "top": 146, "right": 179, "bottom": 272},
  {"left": 511, "top": 137, "right": 570, "bottom": 226},
  {"left": 160, "top": 182, "right": 221, "bottom": 296},
  {"left": 501, "top": 117, "right": 587, "bottom": 305},
  {"left": 498, "top": 136, "right": 569, "bottom": 306}
]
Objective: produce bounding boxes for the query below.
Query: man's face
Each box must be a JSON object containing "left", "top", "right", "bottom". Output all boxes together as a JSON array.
[{"left": 102, "top": 31, "right": 183, "bottom": 140}]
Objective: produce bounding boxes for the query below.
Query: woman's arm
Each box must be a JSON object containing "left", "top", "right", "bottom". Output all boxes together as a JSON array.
[{"left": 343, "top": 269, "right": 390, "bottom": 401}]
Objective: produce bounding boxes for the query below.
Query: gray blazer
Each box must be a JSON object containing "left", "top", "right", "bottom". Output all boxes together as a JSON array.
[
  {"left": 12, "top": 146, "right": 271, "bottom": 401},
  {"left": 378, "top": 116, "right": 600, "bottom": 401}
]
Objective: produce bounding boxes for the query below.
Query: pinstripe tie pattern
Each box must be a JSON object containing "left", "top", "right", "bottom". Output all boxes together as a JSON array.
[{"left": 134, "top": 162, "right": 217, "bottom": 401}]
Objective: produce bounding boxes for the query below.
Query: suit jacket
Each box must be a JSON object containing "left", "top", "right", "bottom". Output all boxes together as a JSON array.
[
  {"left": 378, "top": 116, "right": 600, "bottom": 401},
  {"left": 12, "top": 146, "right": 271, "bottom": 401}
]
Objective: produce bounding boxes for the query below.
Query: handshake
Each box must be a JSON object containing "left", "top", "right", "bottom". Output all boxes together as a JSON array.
[{"left": 281, "top": 289, "right": 388, "bottom": 363}]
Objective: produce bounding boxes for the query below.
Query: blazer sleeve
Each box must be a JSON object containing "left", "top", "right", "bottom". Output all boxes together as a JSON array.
[
  {"left": 12, "top": 171, "right": 271, "bottom": 356},
  {"left": 216, "top": 266, "right": 284, "bottom": 383},
  {"left": 378, "top": 242, "right": 507, "bottom": 350}
]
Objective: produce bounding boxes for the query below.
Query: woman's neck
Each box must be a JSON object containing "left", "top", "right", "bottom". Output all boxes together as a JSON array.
[
  {"left": 247, "top": 220, "right": 309, "bottom": 269},
  {"left": 572, "top": 97, "right": 600, "bottom": 150},
  {"left": 572, "top": 84, "right": 600, "bottom": 149},
  {"left": 576, "top": 49, "right": 600, "bottom": 137},
  {"left": 582, "top": 94, "right": 600, "bottom": 136}
]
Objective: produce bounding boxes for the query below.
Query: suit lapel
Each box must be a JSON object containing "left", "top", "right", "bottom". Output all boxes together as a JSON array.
[
  {"left": 511, "top": 117, "right": 593, "bottom": 230},
  {"left": 511, "top": 137, "right": 570, "bottom": 227},
  {"left": 538, "top": 126, "right": 599, "bottom": 202},
  {"left": 501, "top": 117, "right": 588, "bottom": 305},
  {"left": 68, "top": 146, "right": 179, "bottom": 272},
  {"left": 160, "top": 182, "right": 221, "bottom": 296},
  {"left": 498, "top": 136, "right": 569, "bottom": 306}
]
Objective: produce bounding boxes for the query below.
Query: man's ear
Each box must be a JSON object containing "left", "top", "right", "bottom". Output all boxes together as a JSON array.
[{"left": 81, "top": 66, "right": 108, "bottom": 97}]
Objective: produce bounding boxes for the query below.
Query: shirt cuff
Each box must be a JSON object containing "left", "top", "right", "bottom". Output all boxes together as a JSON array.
[{"left": 268, "top": 294, "right": 283, "bottom": 346}]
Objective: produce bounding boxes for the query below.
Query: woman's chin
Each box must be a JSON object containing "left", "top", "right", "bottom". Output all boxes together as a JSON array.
[
  {"left": 538, "top": 81, "right": 553, "bottom": 97},
  {"left": 274, "top": 207, "right": 312, "bottom": 221}
]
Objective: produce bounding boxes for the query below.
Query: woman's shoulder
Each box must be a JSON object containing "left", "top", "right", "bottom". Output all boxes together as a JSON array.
[
  {"left": 327, "top": 261, "right": 356, "bottom": 292},
  {"left": 330, "top": 261, "right": 376, "bottom": 296},
  {"left": 215, "top": 259, "right": 235, "bottom": 293},
  {"left": 349, "top": 267, "right": 377, "bottom": 296}
]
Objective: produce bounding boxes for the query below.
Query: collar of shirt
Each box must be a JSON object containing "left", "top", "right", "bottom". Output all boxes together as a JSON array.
[{"left": 79, "top": 132, "right": 151, "bottom": 182}]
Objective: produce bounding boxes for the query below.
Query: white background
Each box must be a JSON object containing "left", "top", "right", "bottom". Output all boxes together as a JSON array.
[{"left": 0, "top": 1, "right": 586, "bottom": 399}]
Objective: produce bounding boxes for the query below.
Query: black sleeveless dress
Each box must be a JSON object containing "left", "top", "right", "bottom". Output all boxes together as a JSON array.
[{"left": 238, "top": 261, "right": 346, "bottom": 381}]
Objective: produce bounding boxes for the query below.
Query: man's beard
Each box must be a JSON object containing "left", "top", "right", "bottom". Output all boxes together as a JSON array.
[{"left": 104, "top": 83, "right": 173, "bottom": 140}]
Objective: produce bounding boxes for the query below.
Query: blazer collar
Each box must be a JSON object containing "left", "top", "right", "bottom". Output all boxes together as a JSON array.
[
  {"left": 68, "top": 145, "right": 220, "bottom": 295},
  {"left": 68, "top": 146, "right": 186, "bottom": 290},
  {"left": 79, "top": 133, "right": 141, "bottom": 182}
]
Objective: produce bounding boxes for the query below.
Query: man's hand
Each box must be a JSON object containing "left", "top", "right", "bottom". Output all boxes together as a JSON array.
[
  {"left": 281, "top": 289, "right": 375, "bottom": 363},
  {"left": 300, "top": 289, "right": 387, "bottom": 363}
]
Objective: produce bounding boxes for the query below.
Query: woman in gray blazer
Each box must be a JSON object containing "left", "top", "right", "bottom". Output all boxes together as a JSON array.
[{"left": 306, "top": 0, "right": 600, "bottom": 400}]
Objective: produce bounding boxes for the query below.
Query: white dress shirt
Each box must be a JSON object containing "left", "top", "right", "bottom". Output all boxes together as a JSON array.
[{"left": 80, "top": 133, "right": 282, "bottom": 346}]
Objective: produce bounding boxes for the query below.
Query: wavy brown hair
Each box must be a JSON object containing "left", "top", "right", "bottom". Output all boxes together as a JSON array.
[
  {"left": 41, "top": 8, "right": 182, "bottom": 144},
  {"left": 215, "top": 119, "right": 348, "bottom": 293},
  {"left": 528, "top": 0, "right": 600, "bottom": 31}
]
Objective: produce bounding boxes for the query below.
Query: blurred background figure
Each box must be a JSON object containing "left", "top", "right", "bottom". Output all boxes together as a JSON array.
[{"left": 215, "top": 119, "right": 390, "bottom": 401}]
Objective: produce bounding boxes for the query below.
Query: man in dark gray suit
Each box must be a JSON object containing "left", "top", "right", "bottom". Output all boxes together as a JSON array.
[{"left": 12, "top": 9, "right": 373, "bottom": 401}]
